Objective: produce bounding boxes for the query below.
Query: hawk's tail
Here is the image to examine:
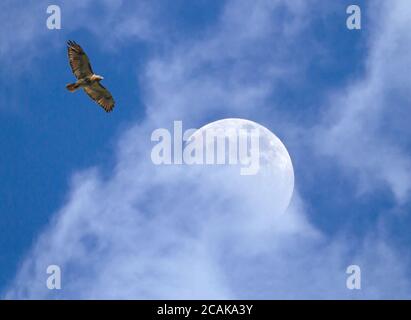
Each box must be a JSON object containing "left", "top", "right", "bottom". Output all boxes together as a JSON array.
[{"left": 66, "top": 82, "right": 80, "bottom": 92}]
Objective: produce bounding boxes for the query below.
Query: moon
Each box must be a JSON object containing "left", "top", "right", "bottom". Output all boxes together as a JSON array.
[{"left": 185, "top": 118, "right": 294, "bottom": 221}]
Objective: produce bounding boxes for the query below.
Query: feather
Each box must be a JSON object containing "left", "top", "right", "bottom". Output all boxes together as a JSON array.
[
  {"left": 83, "top": 82, "right": 115, "bottom": 112},
  {"left": 67, "top": 40, "right": 93, "bottom": 80},
  {"left": 66, "top": 40, "right": 115, "bottom": 112}
]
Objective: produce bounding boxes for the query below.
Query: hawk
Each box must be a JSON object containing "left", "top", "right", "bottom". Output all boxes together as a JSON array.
[{"left": 66, "top": 40, "right": 115, "bottom": 112}]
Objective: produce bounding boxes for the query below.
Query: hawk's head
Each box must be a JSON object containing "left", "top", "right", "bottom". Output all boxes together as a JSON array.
[{"left": 91, "top": 74, "right": 104, "bottom": 81}]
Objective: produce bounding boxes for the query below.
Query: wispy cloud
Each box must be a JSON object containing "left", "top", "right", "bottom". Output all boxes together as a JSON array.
[
  {"left": 314, "top": 0, "right": 411, "bottom": 203},
  {"left": 0, "top": 0, "right": 157, "bottom": 74},
  {"left": 4, "top": 0, "right": 411, "bottom": 299}
]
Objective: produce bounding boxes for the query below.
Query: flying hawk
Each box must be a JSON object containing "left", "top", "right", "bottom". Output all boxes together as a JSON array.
[{"left": 66, "top": 40, "right": 115, "bottom": 112}]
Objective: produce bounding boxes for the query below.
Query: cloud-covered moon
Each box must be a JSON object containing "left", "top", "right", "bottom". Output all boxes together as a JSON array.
[{"left": 186, "top": 118, "right": 294, "bottom": 226}]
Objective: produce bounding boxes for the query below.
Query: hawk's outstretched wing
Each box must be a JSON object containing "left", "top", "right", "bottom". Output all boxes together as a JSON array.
[
  {"left": 83, "top": 82, "right": 115, "bottom": 112},
  {"left": 67, "top": 40, "right": 93, "bottom": 80}
]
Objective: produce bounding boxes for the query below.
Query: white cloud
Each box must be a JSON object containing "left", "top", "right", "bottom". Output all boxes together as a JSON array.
[
  {"left": 4, "top": 0, "right": 411, "bottom": 299},
  {"left": 0, "top": 0, "right": 157, "bottom": 75},
  {"left": 314, "top": 0, "right": 411, "bottom": 203},
  {"left": 0, "top": 0, "right": 158, "bottom": 112}
]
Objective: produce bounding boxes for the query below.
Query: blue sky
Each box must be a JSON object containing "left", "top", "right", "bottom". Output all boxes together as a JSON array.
[{"left": 1, "top": 0, "right": 411, "bottom": 299}]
